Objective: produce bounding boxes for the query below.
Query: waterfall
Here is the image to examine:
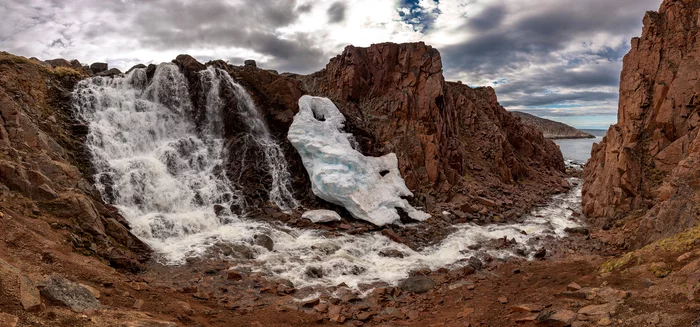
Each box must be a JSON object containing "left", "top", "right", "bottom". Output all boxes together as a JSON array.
[
  {"left": 73, "top": 63, "right": 241, "bottom": 242},
  {"left": 199, "top": 67, "right": 298, "bottom": 211},
  {"left": 72, "top": 62, "right": 584, "bottom": 292}
]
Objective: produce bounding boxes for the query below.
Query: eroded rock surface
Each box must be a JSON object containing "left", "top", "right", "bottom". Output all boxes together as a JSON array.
[{"left": 583, "top": 0, "right": 700, "bottom": 247}]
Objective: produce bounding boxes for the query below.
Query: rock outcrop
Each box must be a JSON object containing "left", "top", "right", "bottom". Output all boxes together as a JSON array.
[
  {"left": 583, "top": 0, "right": 700, "bottom": 247},
  {"left": 0, "top": 52, "right": 149, "bottom": 269},
  {"left": 512, "top": 111, "right": 595, "bottom": 139}
]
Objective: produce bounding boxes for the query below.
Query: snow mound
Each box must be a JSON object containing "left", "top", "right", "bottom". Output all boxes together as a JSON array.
[
  {"left": 288, "top": 95, "right": 430, "bottom": 226},
  {"left": 302, "top": 210, "right": 342, "bottom": 223}
]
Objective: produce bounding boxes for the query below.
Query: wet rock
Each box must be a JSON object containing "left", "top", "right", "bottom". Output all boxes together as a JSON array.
[
  {"left": 253, "top": 234, "right": 274, "bottom": 251},
  {"left": 534, "top": 248, "right": 547, "bottom": 259},
  {"left": 244, "top": 60, "right": 257, "bottom": 68},
  {"left": 38, "top": 275, "right": 100, "bottom": 312},
  {"left": 564, "top": 227, "right": 590, "bottom": 236},
  {"left": 173, "top": 54, "right": 206, "bottom": 72},
  {"left": 469, "top": 256, "right": 483, "bottom": 270},
  {"left": 305, "top": 266, "right": 324, "bottom": 279},
  {"left": 227, "top": 270, "right": 244, "bottom": 281},
  {"left": 399, "top": 275, "right": 436, "bottom": 294},
  {"left": 379, "top": 249, "right": 405, "bottom": 258}
]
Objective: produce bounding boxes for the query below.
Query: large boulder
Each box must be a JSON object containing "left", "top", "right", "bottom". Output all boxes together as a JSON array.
[{"left": 38, "top": 275, "right": 100, "bottom": 312}]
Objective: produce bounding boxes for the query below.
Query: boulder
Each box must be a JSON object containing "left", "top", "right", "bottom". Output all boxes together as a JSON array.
[
  {"left": 90, "top": 62, "right": 108, "bottom": 74},
  {"left": 399, "top": 275, "right": 436, "bottom": 294},
  {"left": 253, "top": 234, "right": 274, "bottom": 251},
  {"left": 38, "top": 275, "right": 100, "bottom": 312},
  {"left": 97, "top": 68, "right": 122, "bottom": 77},
  {"left": 244, "top": 59, "right": 257, "bottom": 68},
  {"left": 126, "top": 64, "right": 147, "bottom": 74}
]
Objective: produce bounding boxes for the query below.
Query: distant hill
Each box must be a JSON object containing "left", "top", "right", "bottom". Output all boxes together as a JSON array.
[{"left": 511, "top": 111, "right": 595, "bottom": 139}]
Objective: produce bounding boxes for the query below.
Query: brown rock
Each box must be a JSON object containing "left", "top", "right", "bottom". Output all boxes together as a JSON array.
[
  {"left": 536, "top": 309, "right": 577, "bottom": 327},
  {"left": 498, "top": 296, "right": 508, "bottom": 304},
  {"left": 133, "top": 299, "right": 145, "bottom": 310},
  {"left": 0, "top": 313, "right": 18, "bottom": 327},
  {"left": 567, "top": 282, "right": 582, "bottom": 291},
  {"left": 511, "top": 304, "right": 544, "bottom": 313},
  {"left": 583, "top": 0, "right": 700, "bottom": 247},
  {"left": 20, "top": 275, "right": 42, "bottom": 311}
]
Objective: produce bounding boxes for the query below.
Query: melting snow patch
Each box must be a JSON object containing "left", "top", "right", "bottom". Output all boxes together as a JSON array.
[
  {"left": 288, "top": 96, "right": 430, "bottom": 226},
  {"left": 302, "top": 210, "right": 342, "bottom": 223}
]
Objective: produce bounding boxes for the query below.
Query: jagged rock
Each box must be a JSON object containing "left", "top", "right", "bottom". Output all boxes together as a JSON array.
[
  {"left": 244, "top": 59, "right": 257, "bottom": 68},
  {"left": 399, "top": 275, "right": 436, "bottom": 294},
  {"left": 583, "top": 0, "right": 700, "bottom": 246},
  {"left": 38, "top": 275, "right": 100, "bottom": 312},
  {"left": 90, "top": 62, "right": 108, "bottom": 74}
]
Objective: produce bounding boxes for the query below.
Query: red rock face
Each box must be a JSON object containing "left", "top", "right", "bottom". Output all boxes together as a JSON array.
[
  {"left": 583, "top": 0, "right": 700, "bottom": 246},
  {"left": 302, "top": 43, "right": 564, "bottom": 201}
]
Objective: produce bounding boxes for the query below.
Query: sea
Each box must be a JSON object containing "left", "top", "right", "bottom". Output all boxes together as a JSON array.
[{"left": 553, "top": 129, "right": 608, "bottom": 164}]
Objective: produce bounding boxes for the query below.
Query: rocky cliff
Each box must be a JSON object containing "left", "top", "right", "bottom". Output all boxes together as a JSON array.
[
  {"left": 583, "top": 0, "right": 700, "bottom": 247},
  {"left": 0, "top": 53, "right": 150, "bottom": 270},
  {"left": 512, "top": 111, "right": 595, "bottom": 139}
]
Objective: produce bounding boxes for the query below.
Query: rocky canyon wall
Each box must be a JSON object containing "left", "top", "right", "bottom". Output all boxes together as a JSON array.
[{"left": 583, "top": 0, "right": 700, "bottom": 247}]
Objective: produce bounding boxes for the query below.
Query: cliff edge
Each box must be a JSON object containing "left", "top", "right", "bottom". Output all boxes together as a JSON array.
[{"left": 583, "top": 0, "right": 700, "bottom": 247}]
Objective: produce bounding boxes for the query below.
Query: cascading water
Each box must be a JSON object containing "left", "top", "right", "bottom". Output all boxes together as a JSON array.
[
  {"left": 73, "top": 63, "right": 243, "bottom": 250},
  {"left": 73, "top": 63, "right": 585, "bottom": 292},
  {"left": 200, "top": 67, "right": 298, "bottom": 211}
]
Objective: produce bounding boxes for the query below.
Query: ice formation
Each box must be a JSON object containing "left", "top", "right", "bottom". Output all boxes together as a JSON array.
[
  {"left": 301, "top": 210, "right": 342, "bottom": 223},
  {"left": 288, "top": 95, "right": 430, "bottom": 226}
]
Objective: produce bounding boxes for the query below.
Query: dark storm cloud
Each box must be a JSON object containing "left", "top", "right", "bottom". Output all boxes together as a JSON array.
[
  {"left": 122, "top": 0, "right": 325, "bottom": 73},
  {"left": 327, "top": 2, "right": 346, "bottom": 23},
  {"left": 440, "top": 0, "right": 661, "bottom": 113}
]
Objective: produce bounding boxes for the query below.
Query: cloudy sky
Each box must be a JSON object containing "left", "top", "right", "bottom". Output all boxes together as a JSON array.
[{"left": 1, "top": 0, "right": 662, "bottom": 129}]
